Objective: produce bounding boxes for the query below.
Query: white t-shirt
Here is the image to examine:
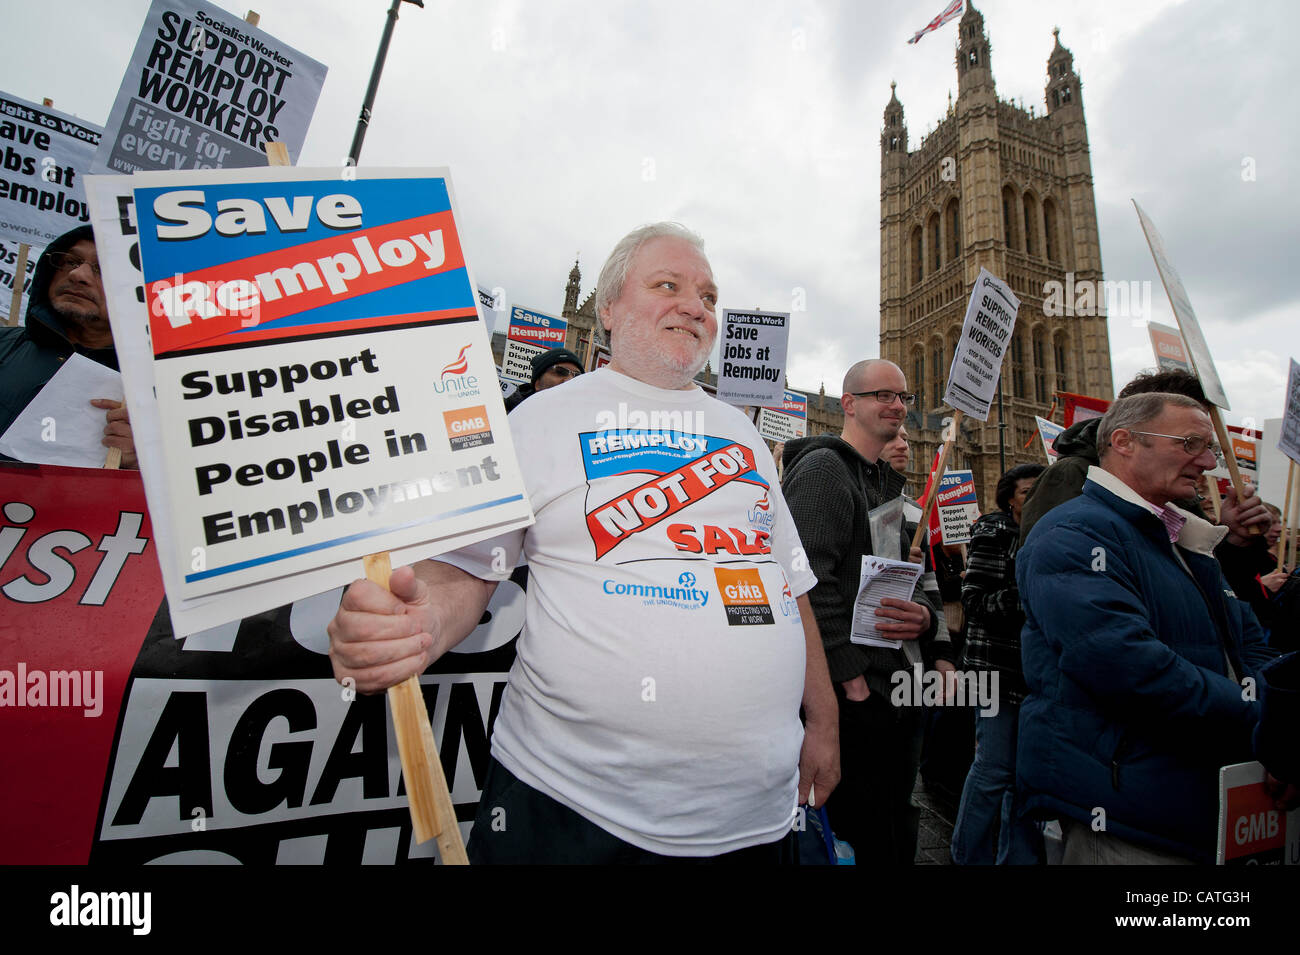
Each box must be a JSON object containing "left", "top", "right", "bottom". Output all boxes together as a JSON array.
[{"left": 441, "top": 367, "right": 817, "bottom": 855}]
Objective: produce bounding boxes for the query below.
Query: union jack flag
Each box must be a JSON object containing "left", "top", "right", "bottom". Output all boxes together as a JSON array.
[{"left": 907, "top": 0, "right": 963, "bottom": 45}]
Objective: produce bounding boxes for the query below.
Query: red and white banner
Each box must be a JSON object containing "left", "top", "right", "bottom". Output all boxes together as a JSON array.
[{"left": 0, "top": 463, "right": 522, "bottom": 864}]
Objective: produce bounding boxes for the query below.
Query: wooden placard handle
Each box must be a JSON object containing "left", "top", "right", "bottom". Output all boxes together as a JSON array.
[
  {"left": 1280, "top": 461, "right": 1296, "bottom": 572},
  {"left": 7, "top": 242, "right": 29, "bottom": 327},
  {"left": 1209, "top": 407, "right": 1261, "bottom": 536},
  {"left": 104, "top": 400, "right": 123, "bottom": 469},
  {"left": 911, "top": 410, "right": 962, "bottom": 550},
  {"left": 1287, "top": 463, "right": 1300, "bottom": 573},
  {"left": 364, "top": 553, "right": 469, "bottom": 863},
  {"left": 264, "top": 141, "right": 290, "bottom": 167}
]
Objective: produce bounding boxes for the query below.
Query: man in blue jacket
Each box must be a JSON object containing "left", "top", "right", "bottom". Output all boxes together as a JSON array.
[{"left": 1017, "top": 392, "right": 1274, "bottom": 863}]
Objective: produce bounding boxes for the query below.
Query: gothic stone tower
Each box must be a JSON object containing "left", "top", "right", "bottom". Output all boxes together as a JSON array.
[{"left": 879, "top": 3, "right": 1114, "bottom": 508}]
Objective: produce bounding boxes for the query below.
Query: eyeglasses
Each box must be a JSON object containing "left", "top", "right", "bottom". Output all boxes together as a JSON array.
[
  {"left": 546, "top": 366, "right": 582, "bottom": 380},
  {"left": 1129, "top": 431, "right": 1225, "bottom": 464},
  {"left": 48, "top": 252, "right": 102, "bottom": 278},
  {"left": 850, "top": 390, "right": 916, "bottom": 407}
]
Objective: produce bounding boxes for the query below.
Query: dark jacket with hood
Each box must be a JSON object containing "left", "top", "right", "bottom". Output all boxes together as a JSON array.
[
  {"left": 0, "top": 226, "right": 117, "bottom": 456},
  {"left": 782, "top": 434, "right": 948, "bottom": 696},
  {"left": 1017, "top": 417, "right": 1100, "bottom": 543}
]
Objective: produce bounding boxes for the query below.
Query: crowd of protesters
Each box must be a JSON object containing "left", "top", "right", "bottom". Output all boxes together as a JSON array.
[{"left": 5, "top": 220, "right": 1297, "bottom": 866}]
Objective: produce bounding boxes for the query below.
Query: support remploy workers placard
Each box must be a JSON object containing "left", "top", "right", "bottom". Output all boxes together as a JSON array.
[
  {"left": 758, "top": 390, "right": 807, "bottom": 443},
  {"left": 502, "top": 304, "right": 564, "bottom": 382},
  {"left": 717, "top": 309, "right": 789, "bottom": 407},
  {"left": 0, "top": 93, "right": 102, "bottom": 246},
  {"left": 944, "top": 268, "right": 1020, "bottom": 420},
  {"left": 86, "top": 167, "right": 533, "bottom": 631},
  {"left": 92, "top": 0, "right": 326, "bottom": 175}
]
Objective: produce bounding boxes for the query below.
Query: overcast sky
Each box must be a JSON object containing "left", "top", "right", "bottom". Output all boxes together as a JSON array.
[{"left": 4, "top": 0, "right": 1296, "bottom": 434}]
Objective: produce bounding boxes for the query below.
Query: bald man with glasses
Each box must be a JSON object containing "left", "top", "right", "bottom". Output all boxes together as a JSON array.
[{"left": 782, "top": 358, "right": 955, "bottom": 865}]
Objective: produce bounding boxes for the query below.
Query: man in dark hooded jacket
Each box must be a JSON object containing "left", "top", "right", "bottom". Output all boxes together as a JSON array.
[{"left": 0, "top": 226, "right": 135, "bottom": 466}]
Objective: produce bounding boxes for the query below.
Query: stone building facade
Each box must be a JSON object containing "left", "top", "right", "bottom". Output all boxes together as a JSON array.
[{"left": 880, "top": 3, "right": 1114, "bottom": 509}]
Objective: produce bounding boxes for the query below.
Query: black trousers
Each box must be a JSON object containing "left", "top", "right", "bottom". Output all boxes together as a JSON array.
[
  {"left": 825, "top": 683, "right": 925, "bottom": 865},
  {"left": 466, "top": 758, "right": 799, "bottom": 865}
]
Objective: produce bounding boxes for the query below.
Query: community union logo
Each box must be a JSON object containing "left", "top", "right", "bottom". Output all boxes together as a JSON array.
[{"left": 601, "top": 576, "right": 709, "bottom": 610}]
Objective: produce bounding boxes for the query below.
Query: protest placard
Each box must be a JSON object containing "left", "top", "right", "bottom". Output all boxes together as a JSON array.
[
  {"left": 716, "top": 309, "right": 789, "bottom": 407},
  {"left": 1210, "top": 425, "right": 1260, "bottom": 483},
  {"left": 86, "top": 167, "right": 532, "bottom": 628},
  {"left": 0, "top": 463, "right": 525, "bottom": 864},
  {"left": 476, "top": 285, "right": 503, "bottom": 337},
  {"left": 1060, "top": 391, "right": 1109, "bottom": 427},
  {"left": 92, "top": 0, "right": 326, "bottom": 175},
  {"left": 1280, "top": 358, "right": 1300, "bottom": 466},
  {"left": 507, "top": 303, "right": 566, "bottom": 348},
  {"left": 1147, "top": 320, "right": 1191, "bottom": 373},
  {"left": 500, "top": 304, "right": 563, "bottom": 382},
  {"left": 943, "top": 268, "right": 1020, "bottom": 421},
  {"left": 935, "top": 469, "right": 979, "bottom": 545},
  {"left": 1133, "top": 201, "right": 1229, "bottom": 410},
  {"left": 0, "top": 93, "right": 101, "bottom": 247},
  {"left": 0, "top": 237, "right": 38, "bottom": 323},
  {"left": 502, "top": 338, "right": 544, "bottom": 382},
  {"left": 1035, "top": 415, "right": 1066, "bottom": 462},
  {"left": 496, "top": 367, "right": 523, "bottom": 402},
  {"left": 1216, "top": 761, "right": 1300, "bottom": 865},
  {"left": 757, "top": 390, "right": 807, "bottom": 443}
]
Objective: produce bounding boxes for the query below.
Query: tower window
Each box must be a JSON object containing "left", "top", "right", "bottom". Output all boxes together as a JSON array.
[
  {"left": 1033, "top": 331, "right": 1048, "bottom": 403},
  {"left": 1011, "top": 335, "right": 1025, "bottom": 397},
  {"left": 932, "top": 343, "right": 943, "bottom": 406},
  {"left": 968, "top": 49, "right": 978, "bottom": 66},
  {"left": 1023, "top": 193, "right": 1038, "bottom": 257}
]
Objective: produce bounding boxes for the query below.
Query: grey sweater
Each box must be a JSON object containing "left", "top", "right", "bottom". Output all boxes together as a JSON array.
[{"left": 782, "top": 435, "right": 950, "bottom": 695}]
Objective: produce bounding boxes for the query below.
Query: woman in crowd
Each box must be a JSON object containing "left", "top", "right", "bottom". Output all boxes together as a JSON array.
[{"left": 951, "top": 462, "right": 1045, "bottom": 865}]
